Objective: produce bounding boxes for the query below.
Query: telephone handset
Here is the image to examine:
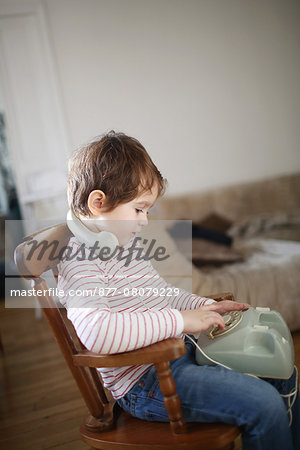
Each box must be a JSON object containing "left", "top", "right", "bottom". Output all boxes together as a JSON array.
[
  {"left": 66, "top": 209, "right": 119, "bottom": 256},
  {"left": 195, "top": 307, "right": 295, "bottom": 379}
]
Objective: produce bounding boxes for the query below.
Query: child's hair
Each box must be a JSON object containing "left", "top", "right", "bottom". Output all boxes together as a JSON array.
[{"left": 67, "top": 130, "right": 167, "bottom": 217}]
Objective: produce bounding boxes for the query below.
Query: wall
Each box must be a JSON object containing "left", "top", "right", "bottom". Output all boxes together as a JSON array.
[
  {"left": 2, "top": 0, "right": 300, "bottom": 199},
  {"left": 0, "top": 1, "right": 71, "bottom": 228},
  {"left": 42, "top": 0, "right": 300, "bottom": 196}
]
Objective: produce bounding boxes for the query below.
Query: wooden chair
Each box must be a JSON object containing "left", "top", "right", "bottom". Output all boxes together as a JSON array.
[{"left": 14, "top": 223, "right": 241, "bottom": 450}]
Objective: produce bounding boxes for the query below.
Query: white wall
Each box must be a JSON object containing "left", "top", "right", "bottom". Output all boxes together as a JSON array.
[
  {"left": 0, "top": 90, "right": 3, "bottom": 112},
  {"left": 15, "top": 0, "right": 300, "bottom": 195},
  {"left": 0, "top": 1, "right": 71, "bottom": 226}
]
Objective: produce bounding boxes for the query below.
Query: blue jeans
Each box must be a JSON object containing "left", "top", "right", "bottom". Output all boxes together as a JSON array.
[{"left": 117, "top": 336, "right": 300, "bottom": 450}]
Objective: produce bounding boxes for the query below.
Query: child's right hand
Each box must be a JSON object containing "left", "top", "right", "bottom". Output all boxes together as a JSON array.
[{"left": 181, "top": 307, "right": 225, "bottom": 334}]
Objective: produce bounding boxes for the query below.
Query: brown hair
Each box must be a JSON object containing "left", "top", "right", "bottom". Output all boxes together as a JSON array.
[{"left": 67, "top": 131, "right": 167, "bottom": 217}]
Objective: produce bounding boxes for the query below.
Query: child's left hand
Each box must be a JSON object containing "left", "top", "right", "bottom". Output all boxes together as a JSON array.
[{"left": 203, "top": 300, "right": 251, "bottom": 315}]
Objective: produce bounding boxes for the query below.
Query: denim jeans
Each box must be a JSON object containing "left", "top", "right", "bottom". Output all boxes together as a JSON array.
[{"left": 117, "top": 336, "right": 300, "bottom": 450}]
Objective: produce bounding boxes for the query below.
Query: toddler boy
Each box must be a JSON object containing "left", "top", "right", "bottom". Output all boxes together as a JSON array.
[{"left": 58, "top": 131, "right": 299, "bottom": 450}]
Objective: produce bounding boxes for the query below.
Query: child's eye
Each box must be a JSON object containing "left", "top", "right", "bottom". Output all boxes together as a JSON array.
[{"left": 135, "top": 208, "right": 143, "bottom": 214}]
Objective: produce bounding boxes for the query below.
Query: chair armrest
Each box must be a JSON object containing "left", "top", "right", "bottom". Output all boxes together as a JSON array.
[
  {"left": 72, "top": 337, "right": 186, "bottom": 368},
  {"left": 207, "top": 292, "right": 234, "bottom": 302}
]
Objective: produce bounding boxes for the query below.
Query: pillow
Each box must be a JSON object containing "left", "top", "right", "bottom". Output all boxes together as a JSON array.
[
  {"left": 175, "top": 238, "right": 244, "bottom": 267},
  {"left": 198, "top": 212, "right": 233, "bottom": 233}
]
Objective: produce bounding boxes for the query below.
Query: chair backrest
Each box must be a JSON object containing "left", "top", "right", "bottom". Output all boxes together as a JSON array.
[{"left": 14, "top": 223, "right": 111, "bottom": 421}]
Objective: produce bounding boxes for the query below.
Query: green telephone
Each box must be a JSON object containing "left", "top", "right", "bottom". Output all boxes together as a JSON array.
[{"left": 195, "top": 307, "right": 295, "bottom": 379}]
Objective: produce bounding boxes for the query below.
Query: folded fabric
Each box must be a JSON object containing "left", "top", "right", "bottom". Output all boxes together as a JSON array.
[
  {"left": 169, "top": 222, "right": 233, "bottom": 246},
  {"left": 175, "top": 238, "right": 243, "bottom": 267},
  {"left": 228, "top": 210, "right": 300, "bottom": 240},
  {"left": 197, "top": 211, "right": 233, "bottom": 233},
  {"left": 192, "top": 224, "right": 233, "bottom": 246}
]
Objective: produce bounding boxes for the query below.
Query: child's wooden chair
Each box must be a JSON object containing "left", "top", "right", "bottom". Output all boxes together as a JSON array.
[{"left": 14, "top": 223, "right": 241, "bottom": 450}]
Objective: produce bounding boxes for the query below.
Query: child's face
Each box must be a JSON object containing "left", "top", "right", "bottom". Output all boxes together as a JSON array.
[{"left": 91, "top": 184, "right": 158, "bottom": 246}]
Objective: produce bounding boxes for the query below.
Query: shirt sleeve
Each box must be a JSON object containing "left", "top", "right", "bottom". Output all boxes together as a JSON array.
[{"left": 57, "top": 259, "right": 184, "bottom": 355}]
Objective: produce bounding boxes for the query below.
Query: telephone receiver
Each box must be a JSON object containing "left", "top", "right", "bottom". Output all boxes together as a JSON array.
[{"left": 66, "top": 209, "right": 119, "bottom": 256}]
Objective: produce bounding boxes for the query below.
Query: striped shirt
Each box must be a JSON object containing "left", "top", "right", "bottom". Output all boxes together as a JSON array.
[{"left": 57, "top": 236, "right": 214, "bottom": 399}]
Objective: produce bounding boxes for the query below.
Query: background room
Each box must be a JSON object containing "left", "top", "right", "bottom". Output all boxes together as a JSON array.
[{"left": 0, "top": 1, "right": 300, "bottom": 449}]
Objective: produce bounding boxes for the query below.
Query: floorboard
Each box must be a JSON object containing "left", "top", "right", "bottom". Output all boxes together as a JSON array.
[{"left": 1, "top": 300, "right": 299, "bottom": 449}]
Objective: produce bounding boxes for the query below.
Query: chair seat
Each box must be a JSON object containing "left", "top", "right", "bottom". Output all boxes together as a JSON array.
[{"left": 81, "top": 409, "right": 240, "bottom": 450}]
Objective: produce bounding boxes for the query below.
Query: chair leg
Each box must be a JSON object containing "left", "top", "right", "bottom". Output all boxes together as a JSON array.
[
  {"left": 154, "top": 360, "right": 186, "bottom": 435},
  {"left": 219, "top": 443, "right": 235, "bottom": 450},
  {"left": 0, "top": 332, "right": 4, "bottom": 355}
]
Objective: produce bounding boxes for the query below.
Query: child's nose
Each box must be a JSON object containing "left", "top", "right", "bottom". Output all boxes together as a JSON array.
[{"left": 138, "top": 215, "right": 148, "bottom": 227}]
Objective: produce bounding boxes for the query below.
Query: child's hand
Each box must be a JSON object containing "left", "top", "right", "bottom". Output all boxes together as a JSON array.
[
  {"left": 180, "top": 301, "right": 250, "bottom": 334},
  {"left": 181, "top": 308, "right": 225, "bottom": 334},
  {"left": 203, "top": 300, "right": 251, "bottom": 315}
]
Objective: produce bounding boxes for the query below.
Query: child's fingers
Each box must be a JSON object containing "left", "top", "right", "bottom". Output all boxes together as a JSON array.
[
  {"left": 233, "top": 302, "right": 251, "bottom": 310},
  {"left": 242, "top": 304, "right": 251, "bottom": 311},
  {"left": 203, "top": 311, "right": 225, "bottom": 330},
  {"left": 201, "top": 302, "right": 230, "bottom": 312},
  {"left": 182, "top": 309, "right": 226, "bottom": 333},
  {"left": 203, "top": 301, "right": 250, "bottom": 313}
]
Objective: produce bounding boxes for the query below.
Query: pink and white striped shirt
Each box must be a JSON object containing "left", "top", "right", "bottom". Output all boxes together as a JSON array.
[{"left": 57, "top": 236, "right": 214, "bottom": 399}]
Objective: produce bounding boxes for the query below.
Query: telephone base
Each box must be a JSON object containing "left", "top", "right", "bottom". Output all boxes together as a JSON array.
[{"left": 195, "top": 307, "right": 295, "bottom": 379}]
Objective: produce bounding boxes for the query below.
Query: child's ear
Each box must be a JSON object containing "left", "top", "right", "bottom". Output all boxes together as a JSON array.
[{"left": 87, "top": 190, "right": 106, "bottom": 215}]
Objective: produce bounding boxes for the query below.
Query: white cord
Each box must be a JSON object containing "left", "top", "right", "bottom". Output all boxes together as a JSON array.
[
  {"left": 184, "top": 333, "right": 298, "bottom": 426},
  {"left": 184, "top": 332, "right": 235, "bottom": 372},
  {"left": 280, "top": 366, "right": 298, "bottom": 426}
]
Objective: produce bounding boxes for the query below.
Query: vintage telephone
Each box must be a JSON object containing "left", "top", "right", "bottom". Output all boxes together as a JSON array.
[
  {"left": 194, "top": 307, "right": 295, "bottom": 379},
  {"left": 66, "top": 209, "right": 119, "bottom": 256},
  {"left": 187, "top": 307, "right": 298, "bottom": 425}
]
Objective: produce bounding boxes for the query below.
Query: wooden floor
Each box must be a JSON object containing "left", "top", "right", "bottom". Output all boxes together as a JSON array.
[
  {"left": 0, "top": 301, "right": 300, "bottom": 450},
  {"left": 0, "top": 302, "right": 90, "bottom": 450}
]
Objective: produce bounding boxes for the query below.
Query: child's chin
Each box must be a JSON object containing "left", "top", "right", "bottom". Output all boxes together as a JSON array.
[{"left": 119, "top": 234, "right": 134, "bottom": 246}]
